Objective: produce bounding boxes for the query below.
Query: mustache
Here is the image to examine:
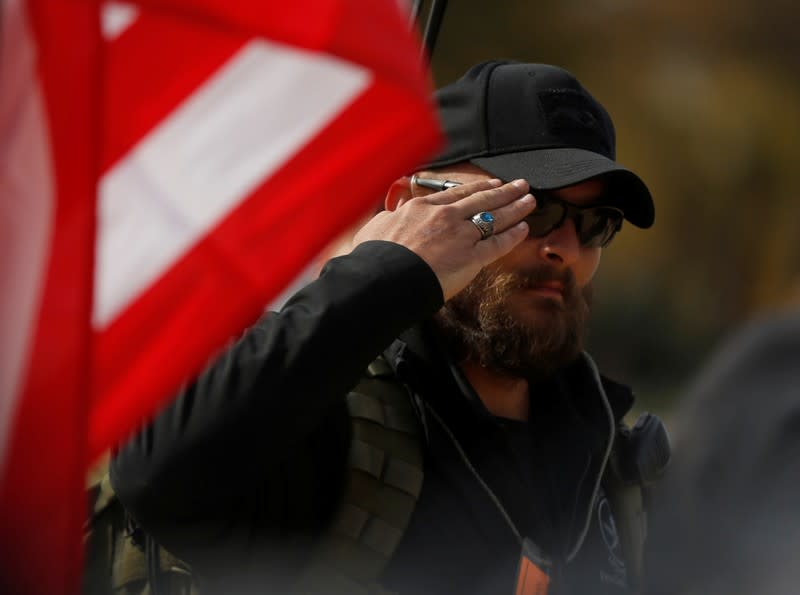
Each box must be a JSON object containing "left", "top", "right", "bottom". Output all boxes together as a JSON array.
[{"left": 493, "top": 265, "right": 578, "bottom": 298}]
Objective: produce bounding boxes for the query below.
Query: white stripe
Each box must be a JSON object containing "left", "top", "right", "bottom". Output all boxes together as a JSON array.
[
  {"left": 0, "top": 0, "right": 56, "bottom": 473},
  {"left": 101, "top": 1, "right": 139, "bottom": 41},
  {"left": 94, "top": 40, "right": 371, "bottom": 328}
]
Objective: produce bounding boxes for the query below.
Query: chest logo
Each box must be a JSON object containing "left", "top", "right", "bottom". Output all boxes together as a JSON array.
[{"left": 597, "top": 494, "right": 625, "bottom": 571}]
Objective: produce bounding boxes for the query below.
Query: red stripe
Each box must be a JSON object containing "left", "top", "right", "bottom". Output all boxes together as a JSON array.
[
  {"left": 122, "top": 0, "right": 428, "bottom": 93},
  {"left": 103, "top": 8, "right": 244, "bottom": 172},
  {"left": 126, "top": 0, "right": 343, "bottom": 51},
  {"left": 0, "top": 1, "right": 99, "bottom": 593},
  {"left": 90, "top": 77, "right": 440, "bottom": 458}
]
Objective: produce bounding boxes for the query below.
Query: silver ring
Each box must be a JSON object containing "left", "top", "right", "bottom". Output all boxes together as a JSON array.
[{"left": 470, "top": 211, "right": 495, "bottom": 240}]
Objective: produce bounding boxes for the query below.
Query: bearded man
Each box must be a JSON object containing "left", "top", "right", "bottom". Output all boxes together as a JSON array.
[{"left": 110, "top": 61, "right": 658, "bottom": 595}]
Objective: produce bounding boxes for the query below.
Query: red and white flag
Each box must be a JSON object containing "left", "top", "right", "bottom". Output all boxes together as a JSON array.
[{"left": 0, "top": 0, "right": 440, "bottom": 592}]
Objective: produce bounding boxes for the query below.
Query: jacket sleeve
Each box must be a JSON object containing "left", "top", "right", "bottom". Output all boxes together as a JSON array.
[{"left": 109, "top": 241, "right": 443, "bottom": 554}]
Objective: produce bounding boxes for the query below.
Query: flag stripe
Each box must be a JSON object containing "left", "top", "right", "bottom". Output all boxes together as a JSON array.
[
  {"left": 94, "top": 39, "right": 370, "bottom": 328},
  {"left": 102, "top": 8, "right": 244, "bottom": 172}
]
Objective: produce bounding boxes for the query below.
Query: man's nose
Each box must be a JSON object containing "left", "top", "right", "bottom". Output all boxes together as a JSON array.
[{"left": 538, "top": 217, "right": 581, "bottom": 266}]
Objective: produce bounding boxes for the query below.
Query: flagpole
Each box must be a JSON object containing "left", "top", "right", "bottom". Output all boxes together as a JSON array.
[{"left": 422, "top": 0, "right": 448, "bottom": 59}]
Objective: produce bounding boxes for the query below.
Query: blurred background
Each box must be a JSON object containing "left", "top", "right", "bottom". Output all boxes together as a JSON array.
[{"left": 416, "top": 0, "right": 800, "bottom": 421}]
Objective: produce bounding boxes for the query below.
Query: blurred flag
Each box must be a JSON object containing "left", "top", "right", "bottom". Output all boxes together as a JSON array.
[{"left": 0, "top": 0, "right": 440, "bottom": 592}]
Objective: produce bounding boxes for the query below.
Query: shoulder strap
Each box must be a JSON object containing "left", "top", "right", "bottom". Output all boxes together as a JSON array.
[
  {"left": 604, "top": 454, "right": 647, "bottom": 593},
  {"left": 294, "top": 356, "right": 425, "bottom": 594},
  {"left": 604, "top": 412, "right": 672, "bottom": 594}
]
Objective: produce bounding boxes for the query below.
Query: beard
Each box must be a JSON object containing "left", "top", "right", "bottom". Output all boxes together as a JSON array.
[{"left": 434, "top": 263, "right": 592, "bottom": 380}]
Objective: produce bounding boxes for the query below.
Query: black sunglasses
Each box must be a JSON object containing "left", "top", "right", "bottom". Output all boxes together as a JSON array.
[{"left": 412, "top": 176, "right": 624, "bottom": 248}]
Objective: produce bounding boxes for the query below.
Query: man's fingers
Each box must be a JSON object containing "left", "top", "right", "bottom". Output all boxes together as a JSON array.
[
  {"left": 478, "top": 193, "right": 536, "bottom": 237},
  {"left": 474, "top": 221, "right": 530, "bottom": 265},
  {"left": 419, "top": 177, "right": 534, "bottom": 243},
  {"left": 453, "top": 178, "right": 530, "bottom": 216},
  {"left": 423, "top": 178, "right": 503, "bottom": 205},
  {"left": 461, "top": 193, "right": 536, "bottom": 243}
]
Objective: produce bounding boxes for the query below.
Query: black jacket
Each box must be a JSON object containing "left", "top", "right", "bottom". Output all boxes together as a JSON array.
[{"left": 111, "top": 240, "right": 636, "bottom": 594}]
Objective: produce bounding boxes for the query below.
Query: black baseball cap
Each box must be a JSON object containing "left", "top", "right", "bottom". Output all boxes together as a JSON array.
[{"left": 423, "top": 61, "right": 655, "bottom": 228}]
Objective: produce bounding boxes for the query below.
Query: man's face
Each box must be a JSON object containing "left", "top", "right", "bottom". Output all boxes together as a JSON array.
[{"left": 429, "top": 164, "right": 605, "bottom": 379}]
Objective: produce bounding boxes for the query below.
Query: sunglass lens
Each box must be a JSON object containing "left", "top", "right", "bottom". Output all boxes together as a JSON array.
[
  {"left": 525, "top": 201, "right": 565, "bottom": 238},
  {"left": 579, "top": 208, "right": 622, "bottom": 247}
]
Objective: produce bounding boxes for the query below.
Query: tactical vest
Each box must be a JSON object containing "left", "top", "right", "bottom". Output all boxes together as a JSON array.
[{"left": 84, "top": 356, "right": 664, "bottom": 594}]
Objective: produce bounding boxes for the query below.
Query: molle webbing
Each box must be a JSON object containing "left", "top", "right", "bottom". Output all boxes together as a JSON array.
[
  {"left": 292, "top": 357, "right": 425, "bottom": 594},
  {"left": 84, "top": 473, "right": 195, "bottom": 595},
  {"left": 84, "top": 357, "right": 423, "bottom": 595}
]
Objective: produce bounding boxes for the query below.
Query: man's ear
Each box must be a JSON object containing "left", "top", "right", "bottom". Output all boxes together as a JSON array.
[{"left": 385, "top": 177, "right": 413, "bottom": 212}]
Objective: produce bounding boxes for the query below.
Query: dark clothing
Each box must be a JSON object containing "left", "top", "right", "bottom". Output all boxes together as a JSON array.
[
  {"left": 379, "top": 325, "right": 635, "bottom": 595},
  {"left": 111, "top": 240, "right": 636, "bottom": 594}
]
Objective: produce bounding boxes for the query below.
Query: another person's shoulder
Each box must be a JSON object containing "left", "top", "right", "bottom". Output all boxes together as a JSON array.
[
  {"left": 647, "top": 308, "right": 800, "bottom": 595},
  {"left": 694, "top": 308, "right": 800, "bottom": 388},
  {"left": 675, "top": 308, "right": 800, "bottom": 441}
]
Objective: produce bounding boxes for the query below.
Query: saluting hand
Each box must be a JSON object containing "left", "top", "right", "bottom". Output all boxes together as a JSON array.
[{"left": 353, "top": 178, "right": 535, "bottom": 301}]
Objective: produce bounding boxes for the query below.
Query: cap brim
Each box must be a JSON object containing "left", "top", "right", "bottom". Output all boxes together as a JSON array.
[{"left": 471, "top": 147, "right": 655, "bottom": 228}]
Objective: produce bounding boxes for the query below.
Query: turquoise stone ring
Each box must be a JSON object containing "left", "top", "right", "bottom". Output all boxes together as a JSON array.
[{"left": 470, "top": 211, "right": 495, "bottom": 240}]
